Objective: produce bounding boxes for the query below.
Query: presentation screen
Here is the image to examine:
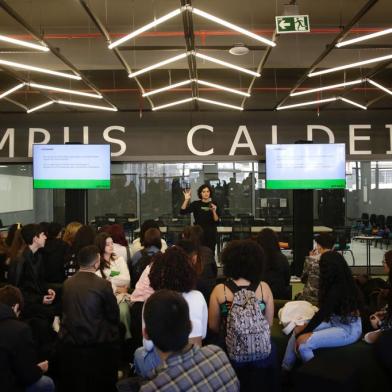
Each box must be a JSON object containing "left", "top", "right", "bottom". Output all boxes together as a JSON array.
[
  {"left": 33, "top": 144, "right": 111, "bottom": 189},
  {"left": 266, "top": 143, "right": 346, "bottom": 189}
]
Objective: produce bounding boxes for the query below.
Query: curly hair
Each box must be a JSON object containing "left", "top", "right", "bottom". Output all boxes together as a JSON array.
[
  {"left": 197, "top": 184, "right": 213, "bottom": 199},
  {"left": 256, "top": 228, "right": 282, "bottom": 272},
  {"left": 149, "top": 246, "right": 197, "bottom": 293},
  {"left": 221, "top": 239, "right": 265, "bottom": 285},
  {"left": 318, "top": 251, "right": 362, "bottom": 323}
]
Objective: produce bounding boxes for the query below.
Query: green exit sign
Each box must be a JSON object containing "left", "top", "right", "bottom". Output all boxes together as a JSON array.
[{"left": 275, "top": 15, "right": 310, "bottom": 33}]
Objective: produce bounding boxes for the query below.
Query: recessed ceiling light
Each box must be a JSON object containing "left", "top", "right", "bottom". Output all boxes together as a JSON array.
[{"left": 229, "top": 44, "right": 250, "bottom": 56}]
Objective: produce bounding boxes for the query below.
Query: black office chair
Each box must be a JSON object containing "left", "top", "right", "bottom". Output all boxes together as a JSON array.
[{"left": 334, "top": 227, "right": 355, "bottom": 266}]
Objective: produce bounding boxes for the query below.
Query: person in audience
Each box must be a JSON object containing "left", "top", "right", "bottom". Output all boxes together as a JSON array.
[
  {"left": 64, "top": 224, "right": 95, "bottom": 278},
  {"left": 5, "top": 223, "right": 22, "bottom": 248},
  {"left": 297, "top": 233, "right": 335, "bottom": 304},
  {"left": 0, "top": 285, "right": 55, "bottom": 392},
  {"left": 129, "top": 220, "right": 168, "bottom": 258},
  {"left": 117, "top": 290, "right": 239, "bottom": 392},
  {"left": 62, "top": 221, "right": 82, "bottom": 247},
  {"left": 95, "top": 232, "right": 131, "bottom": 339},
  {"left": 282, "top": 251, "right": 363, "bottom": 370},
  {"left": 182, "top": 225, "right": 218, "bottom": 302},
  {"left": 58, "top": 245, "right": 120, "bottom": 392},
  {"left": 180, "top": 184, "right": 220, "bottom": 252},
  {"left": 256, "top": 228, "right": 291, "bottom": 299},
  {"left": 106, "top": 224, "right": 130, "bottom": 265},
  {"left": 133, "top": 246, "right": 208, "bottom": 378},
  {"left": 41, "top": 222, "right": 68, "bottom": 284},
  {"left": 0, "top": 231, "right": 9, "bottom": 282}
]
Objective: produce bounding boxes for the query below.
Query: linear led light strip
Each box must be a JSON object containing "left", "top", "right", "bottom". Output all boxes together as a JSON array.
[
  {"left": 28, "top": 82, "right": 102, "bottom": 99},
  {"left": 197, "top": 79, "right": 250, "bottom": 97},
  {"left": 128, "top": 53, "right": 188, "bottom": 78},
  {"left": 308, "top": 54, "right": 392, "bottom": 77},
  {"left": 152, "top": 97, "right": 243, "bottom": 111},
  {"left": 195, "top": 52, "right": 260, "bottom": 77},
  {"left": 197, "top": 97, "right": 243, "bottom": 110},
  {"left": 0, "top": 83, "right": 25, "bottom": 99},
  {"left": 143, "top": 80, "right": 192, "bottom": 97},
  {"left": 109, "top": 8, "right": 182, "bottom": 49},
  {"left": 339, "top": 97, "right": 367, "bottom": 110},
  {"left": 190, "top": 7, "right": 276, "bottom": 47},
  {"left": 26, "top": 101, "right": 54, "bottom": 114},
  {"left": 57, "top": 100, "right": 117, "bottom": 111},
  {"left": 367, "top": 79, "right": 392, "bottom": 96},
  {"left": 277, "top": 97, "right": 338, "bottom": 110},
  {"left": 152, "top": 97, "right": 195, "bottom": 111},
  {"left": 290, "top": 79, "right": 363, "bottom": 97},
  {"left": 0, "top": 34, "right": 49, "bottom": 52},
  {"left": 0, "top": 59, "right": 81, "bottom": 80},
  {"left": 336, "top": 27, "right": 392, "bottom": 48}
]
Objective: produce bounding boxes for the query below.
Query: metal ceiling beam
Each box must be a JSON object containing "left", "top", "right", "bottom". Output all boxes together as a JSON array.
[
  {"left": 274, "top": 0, "right": 379, "bottom": 110},
  {"left": 0, "top": 0, "right": 117, "bottom": 111},
  {"left": 78, "top": 0, "right": 154, "bottom": 110}
]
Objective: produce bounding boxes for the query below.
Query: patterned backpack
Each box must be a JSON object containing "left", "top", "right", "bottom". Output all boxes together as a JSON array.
[{"left": 225, "top": 279, "right": 271, "bottom": 363}]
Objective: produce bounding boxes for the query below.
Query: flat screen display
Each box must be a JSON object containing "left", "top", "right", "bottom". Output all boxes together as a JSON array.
[
  {"left": 33, "top": 144, "right": 111, "bottom": 189},
  {"left": 266, "top": 143, "right": 346, "bottom": 189}
]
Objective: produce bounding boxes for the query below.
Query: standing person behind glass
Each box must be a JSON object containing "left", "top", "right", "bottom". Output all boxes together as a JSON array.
[
  {"left": 282, "top": 251, "right": 363, "bottom": 371},
  {"left": 180, "top": 184, "right": 220, "bottom": 253}
]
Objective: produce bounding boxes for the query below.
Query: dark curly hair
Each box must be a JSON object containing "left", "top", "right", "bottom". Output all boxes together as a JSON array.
[
  {"left": 221, "top": 239, "right": 265, "bottom": 285},
  {"left": 197, "top": 184, "right": 213, "bottom": 199},
  {"left": 318, "top": 251, "right": 363, "bottom": 323},
  {"left": 149, "top": 246, "right": 197, "bottom": 293},
  {"left": 256, "top": 228, "right": 282, "bottom": 272}
]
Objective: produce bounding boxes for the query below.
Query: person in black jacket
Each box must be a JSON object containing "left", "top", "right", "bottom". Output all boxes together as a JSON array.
[
  {"left": 180, "top": 184, "right": 220, "bottom": 252},
  {"left": 0, "top": 285, "right": 54, "bottom": 392}
]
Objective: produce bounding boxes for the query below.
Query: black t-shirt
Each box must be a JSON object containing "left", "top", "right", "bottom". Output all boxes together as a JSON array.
[{"left": 180, "top": 200, "right": 219, "bottom": 229}]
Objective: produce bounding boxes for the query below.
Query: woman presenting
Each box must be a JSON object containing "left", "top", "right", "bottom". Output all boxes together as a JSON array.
[{"left": 180, "top": 184, "right": 219, "bottom": 253}]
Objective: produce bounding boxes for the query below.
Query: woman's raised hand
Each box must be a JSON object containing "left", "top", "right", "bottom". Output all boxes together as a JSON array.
[{"left": 183, "top": 189, "right": 192, "bottom": 201}]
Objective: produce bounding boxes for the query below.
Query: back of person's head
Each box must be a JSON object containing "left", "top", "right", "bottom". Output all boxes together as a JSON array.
[
  {"left": 315, "top": 233, "right": 335, "bottom": 250},
  {"left": 63, "top": 221, "right": 83, "bottom": 245},
  {"left": 143, "top": 228, "right": 162, "bottom": 249},
  {"left": 149, "top": 246, "right": 197, "bottom": 292},
  {"left": 77, "top": 245, "right": 100, "bottom": 268},
  {"left": 39, "top": 222, "right": 50, "bottom": 237},
  {"left": 21, "top": 224, "right": 43, "bottom": 246},
  {"left": 144, "top": 289, "right": 191, "bottom": 352},
  {"left": 47, "top": 222, "right": 63, "bottom": 241},
  {"left": 106, "top": 224, "right": 128, "bottom": 247},
  {"left": 182, "top": 225, "right": 204, "bottom": 248},
  {"left": 0, "top": 285, "right": 24, "bottom": 311},
  {"left": 175, "top": 239, "right": 197, "bottom": 257},
  {"left": 5, "top": 223, "right": 22, "bottom": 247},
  {"left": 140, "top": 220, "right": 160, "bottom": 246},
  {"left": 222, "top": 239, "right": 264, "bottom": 285},
  {"left": 73, "top": 225, "right": 96, "bottom": 254},
  {"left": 256, "top": 228, "right": 281, "bottom": 260},
  {"left": 319, "top": 251, "right": 361, "bottom": 317}
]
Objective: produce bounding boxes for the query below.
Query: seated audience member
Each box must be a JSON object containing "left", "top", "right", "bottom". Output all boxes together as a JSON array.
[
  {"left": 131, "top": 228, "right": 162, "bottom": 287},
  {"left": 41, "top": 222, "right": 68, "bottom": 284},
  {"left": 282, "top": 251, "right": 362, "bottom": 371},
  {"left": 129, "top": 220, "right": 168, "bottom": 258},
  {"left": 208, "top": 240, "right": 276, "bottom": 392},
  {"left": 106, "top": 224, "right": 130, "bottom": 265},
  {"left": 62, "top": 221, "right": 82, "bottom": 248},
  {"left": 133, "top": 246, "right": 208, "bottom": 377},
  {"left": 297, "top": 233, "right": 335, "bottom": 304},
  {"left": 1, "top": 225, "right": 25, "bottom": 282},
  {"left": 58, "top": 245, "right": 120, "bottom": 392},
  {"left": 0, "top": 285, "right": 55, "bottom": 392},
  {"left": 256, "top": 228, "right": 291, "bottom": 299},
  {"left": 182, "top": 225, "right": 218, "bottom": 302},
  {"left": 95, "top": 232, "right": 131, "bottom": 339},
  {"left": 117, "top": 290, "right": 239, "bottom": 392}
]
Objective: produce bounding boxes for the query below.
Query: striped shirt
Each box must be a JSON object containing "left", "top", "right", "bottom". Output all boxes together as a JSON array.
[{"left": 140, "top": 345, "right": 239, "bottom": 392}]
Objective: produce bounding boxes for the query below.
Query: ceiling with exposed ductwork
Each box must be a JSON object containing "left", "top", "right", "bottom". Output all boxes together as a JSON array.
[{"left": 0, "top": 0, "right": 391, "bottom": 114}]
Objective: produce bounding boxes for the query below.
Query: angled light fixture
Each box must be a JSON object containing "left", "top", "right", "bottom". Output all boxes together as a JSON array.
[
  {"left": 0, "top": 83, "right": 25, "bottom": 99},
  {"left": 26, "top": 101, "right": 54, "bottom": 114},
  {"left": 190, "top": 7, "right": 276, "bottom": 47},
  {"left": 108, "top": 8, "right": 182, "bottom": 49},
  {"left": 0, "top": 59, "right": 81, "bottom": 80},
  {"left": 339, "top": 97, "right": 367, "bottom": 110},
  {"left": 367, "top": 78, "right": 392, "bottom": 96},
  {"left": 128, "top": 53, "right": 188, "bottom": 78},
  {"left": 290, "top": 79, "right": 363, "bottom": 97},
  {"left": 0, "top": 34, "right": 49, "bottom": 52},
  {"left": 28, "top": 82, "right": 102, "bottom": 99},
  {"left": 196, "top": 79, "right": 250, "bottom": 97},
  {"left": 308, "top": 54, "right": 392, "bottom": 77},
  {"left": 197, "top": 97, "right": 243, "bottom": 110},
  {"left": 336, "top": 27, "right": 392, "bottom": 48},
  {"left": 277, "top": 97, "right": 337, "bottom": 110},
  {"left": 57, "top": 100, "right": 117, "bottom": 111},
  {"left": 152, "top": 97, "right": 195, "bottom": 111},
  {"left": 142, "top": 80, "right": 192, "bottom": 97},
  {"left": 195, "top": 52, "right": 260, "bottom": 77}
]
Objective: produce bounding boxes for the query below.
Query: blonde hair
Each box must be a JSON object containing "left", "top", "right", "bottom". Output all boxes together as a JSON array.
[{"left": 62, "top": 221, "right": 83, "bottom": 245}]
